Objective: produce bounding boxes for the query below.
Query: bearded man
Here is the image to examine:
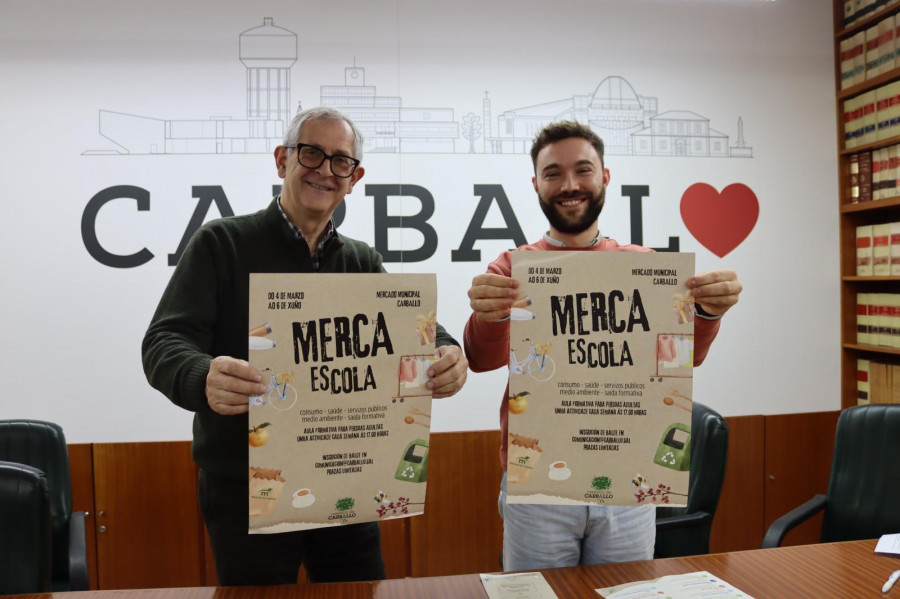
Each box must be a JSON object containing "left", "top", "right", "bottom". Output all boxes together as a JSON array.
[{"left": 463, "top": 120, "right": 742, "bottom": 570}]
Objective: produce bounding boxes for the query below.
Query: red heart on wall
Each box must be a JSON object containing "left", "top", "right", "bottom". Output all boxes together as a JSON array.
[{"left": 679, "top": 183, "right": 759, "bottom": 257}]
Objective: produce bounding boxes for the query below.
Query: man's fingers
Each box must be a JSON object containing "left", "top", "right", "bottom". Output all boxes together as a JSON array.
[
  {"left": 468, "top": 274, "right": 519, "bottom": 302},
  {"left": 207, "top": 389, "right": 251, "bottom": 415},
  {"left": 471, "top": 273, "right": 518, "bottom": 289},
  {"left": 211, "top": 356, "right": 261, "bottom": 382},
  {"left": 468, "top": 284, "right": 518, "bottom": 301},
  {"left": 427, "top": 346, "right": 468, "bottom": 398},
  {"left": 429, "top": 368, "right": 468, "bottom": 398},
  {"left": 468, "top": 274, "right": 521, "bottom": 323},
  {"left": 208, "top": 370, "right": 267, "bottom": 398},
  {"left": 687, "top": 269, "right": 737, "bottom": 288},
  {"left": 470, "top": 297, "right": 514, "bottom": 321},
  {"left": 427, "top": 351, "right": 453, "bottom": 377},
  {"left": 689, "top": 280, "right": 743, "bottom": 301},
  {"left": 206, "top": 356, "right": 265, "bottom": 415},
  {"left": 431, "top": 376, "right": 467, "bottom": 398},
  {"left": 428, "top": 345, "right": 461, "bottom": 376}
]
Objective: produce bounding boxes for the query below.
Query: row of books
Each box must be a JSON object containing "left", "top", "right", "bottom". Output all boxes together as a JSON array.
[
  {"left": 855, "top": 224, "right": 900, "bottom": 275},
  {"left": 844, "top": 81, "right": 900, "bottom": 148},
  {"left": 844, "top": 0, "right": 900, "bottom": 28},
  {"left": 857, "top": 359, "right": 900, "bottom": 404},
  {"left": 856, "top": 293, "right": 900, "bottom": 347},
  {"left": 840, "top": 13, "right": 899, "bottom": 89},
  {"left": 846, "top": 144, "right": 900, "bottom": 202}
]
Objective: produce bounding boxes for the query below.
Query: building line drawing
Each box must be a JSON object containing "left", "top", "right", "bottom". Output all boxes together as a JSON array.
[
  {"left": 319, "top": 61, "right": 458, "bottom": 153},
  {"left": 84, "top": 18, "right": 296, "bottom": 156},
  {"left": 483, "top": 77, "right": 750, "bottom": 158},
  {"left": 85, "top": 17, "right": 752, "bottom": 159}
]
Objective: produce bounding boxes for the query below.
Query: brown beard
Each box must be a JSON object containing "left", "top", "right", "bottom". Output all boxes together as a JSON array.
[{"left": 538, "top": 185, "right": 605, "bottom": 234}]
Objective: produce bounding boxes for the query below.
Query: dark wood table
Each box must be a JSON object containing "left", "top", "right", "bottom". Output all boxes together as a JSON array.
[{"left": 13, "top": 540, "right": 900, "bottom": 598}]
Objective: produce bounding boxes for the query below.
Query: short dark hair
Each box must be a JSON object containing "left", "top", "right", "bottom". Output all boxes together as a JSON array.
[{"left": 530, "top": 121, "right": 605, "bottom": 171}]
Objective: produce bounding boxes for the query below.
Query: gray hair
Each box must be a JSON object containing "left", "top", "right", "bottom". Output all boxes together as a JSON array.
[{"left": 282, "top": 106, "right": 364, "bottom": 162}]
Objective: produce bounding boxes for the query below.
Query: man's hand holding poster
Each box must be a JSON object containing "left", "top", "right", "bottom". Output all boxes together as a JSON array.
[
  {"left": 247, "top": 273, "right": 437, "bottom": 532},
  {"left": 507, "top": 252, "right": 695, "bottom": 507}
]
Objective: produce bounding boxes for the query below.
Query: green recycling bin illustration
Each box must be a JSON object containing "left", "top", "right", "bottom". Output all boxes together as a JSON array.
[{"left": 653, "top": 423, "right": 691, "bottom": 471}]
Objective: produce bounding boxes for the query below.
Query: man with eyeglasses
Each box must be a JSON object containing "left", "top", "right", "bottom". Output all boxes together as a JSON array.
[{"left": 142, "top": 107, "right": 468, "bottom": 585}]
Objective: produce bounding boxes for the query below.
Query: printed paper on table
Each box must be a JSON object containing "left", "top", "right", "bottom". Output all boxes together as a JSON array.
[
  {"left": 596, "top": 570, "right": 754, "bottom": 598},
  {"left": 247, "top": 273, "right": 437, "bottom": 532},
  {"left": 506, "top": 252, "right": 695, "bottom": 507}
]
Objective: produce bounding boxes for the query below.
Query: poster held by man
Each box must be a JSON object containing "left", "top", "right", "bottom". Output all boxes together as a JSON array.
[
  {"left": 506, "top": 251, "right": 695, "bottom": 507},
  {"left": 247, "top": 272, "right": 437, "bottom": 532}
]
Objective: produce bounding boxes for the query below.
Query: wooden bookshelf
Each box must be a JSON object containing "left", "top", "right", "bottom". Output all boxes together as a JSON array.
[
  {"left": 840, "top": 195, "right": 900, "bottom": 212},
  {"left": 842, "top": 342, "right": 900, "bottom": 355},
  {"left": 835, "top": 0, "right": 900, "bottom": 408}
]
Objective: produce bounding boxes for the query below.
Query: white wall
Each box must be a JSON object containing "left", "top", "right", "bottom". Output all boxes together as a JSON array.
[{"left": 0, "top": 0, "right": 839, "bottom": 443}]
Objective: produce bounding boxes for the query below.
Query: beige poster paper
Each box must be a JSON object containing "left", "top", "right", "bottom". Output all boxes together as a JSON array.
[
  {"left": 247, "top": 273, "right": 437, "bottom": 532},
  {"left": 507, "top": 252, "right": 695, "bottom": 507}
]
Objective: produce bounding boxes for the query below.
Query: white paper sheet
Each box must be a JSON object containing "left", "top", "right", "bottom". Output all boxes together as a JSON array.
[
  {"left": 480, "top": 572, "right": 559, "bottom": 599},
  {"left": 596, "top": 571, "right": 753, "bottom": 598},
  {"left": 876, "top": 533, "right": 900, "bottom": 555}
]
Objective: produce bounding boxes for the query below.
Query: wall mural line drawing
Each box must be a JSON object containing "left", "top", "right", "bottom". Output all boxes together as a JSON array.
[{"left": 84, "top": 17, "right": 753, "bottom": 159}]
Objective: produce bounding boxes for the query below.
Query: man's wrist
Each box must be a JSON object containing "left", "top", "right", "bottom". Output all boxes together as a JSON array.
[{"left": 695, "top": 304, "right": 723, "bottom": 320}]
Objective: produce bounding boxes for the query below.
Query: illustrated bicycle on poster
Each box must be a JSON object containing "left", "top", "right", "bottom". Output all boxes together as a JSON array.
[
  {"left": 249, "top": 368, "right": 298, "bottom": 411},
  {"left": 509, "top": 338, "right": 555, "bottom": 382}
]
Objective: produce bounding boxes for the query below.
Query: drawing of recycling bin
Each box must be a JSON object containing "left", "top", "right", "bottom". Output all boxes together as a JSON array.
[
  {"left": 653, "top": 423, "right": 691, "bottom": 471},
  {"left": 394, "top": 439, "right": 429, "bottom": 483}
]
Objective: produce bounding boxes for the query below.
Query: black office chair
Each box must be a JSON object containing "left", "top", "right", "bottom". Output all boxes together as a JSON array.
[
  {"left": 762, "top": 404, "right": 900, "bottom": 548},
  {"left": 0, "top": 460, "right": 52, "bottom": 595},
  {"left": 653, "top": 401, "right": 729, "bottom": 558},
  {"left": 0, "top": 420, "right": 88, "bottom": 590}
]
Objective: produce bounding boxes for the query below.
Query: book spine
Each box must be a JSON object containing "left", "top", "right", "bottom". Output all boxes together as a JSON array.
[
  {"left": 870, "top": 360, "right": 891, "bottom": 403},
  {"left": 881, "top": 16, "right": 896, "bottom": 73},
  {"left": 857, "top": 224, "right": 874, "bottom": 276},
  {"left": 866, "top": 25, "right": 881, "bottom": 78},
  {"left": 850, "top": 153, "right": 861, "bottom": 203},
  {"left": 873, "top": 223, "right": 891, "bottom": 275},
  {"left": 841, "top": 38, "right": 854, "bottom": 91},
  {"left": 854, "top": 31, "right": 868, "bottom": 87},
  {"left": 870, "top": 293, "right": 880, "bottom": 344},
  {"left": 862, "top": 91, "right": 878, "bottom": 146},
  {"left": 888, "top": 144, "right": 899, "bottom": 199},
  {"left": 859, "top": 293, "right": 871, "bottom": 345},
  {"left": 845, "top": 96, "right": 862, "bottom": 150},
  {"left": 878, "top": 293, "right": 891, "bottom": 347},
  {"left": 860, "top": 150, "right": 874, "bottom": 201},
  {"left": 891, "top": 221, "right": 900, "bottom": 275},
  {"left": 873, "top": 147, "right": 884, "bottom": 200},
  {"left": 858, "top": 359, "right": 871, "bottom": 405},
  {"left": 845, "top": 0, "right": 857, "bottom": 27}
]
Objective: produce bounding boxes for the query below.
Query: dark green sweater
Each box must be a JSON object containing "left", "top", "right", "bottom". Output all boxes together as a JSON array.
[{"left": 142, "top": 199, "right": 457, "bottom": 479}]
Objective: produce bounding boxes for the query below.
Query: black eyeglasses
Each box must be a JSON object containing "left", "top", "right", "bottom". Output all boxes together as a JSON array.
[{"left": 292, "top": 143, "right": 360, "bottom": 178}]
